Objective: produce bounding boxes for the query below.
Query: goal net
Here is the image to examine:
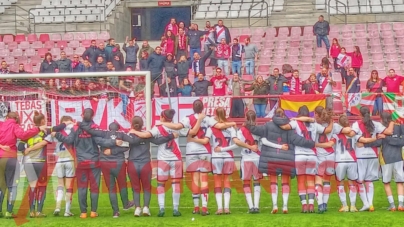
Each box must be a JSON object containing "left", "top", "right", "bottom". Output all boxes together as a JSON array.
[{"left": 0, "top": 71, "right": 152, "bottom": 131}]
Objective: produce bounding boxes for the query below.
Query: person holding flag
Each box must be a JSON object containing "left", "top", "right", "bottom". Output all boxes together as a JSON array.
[
  {"left": 336, "top": 47, "right": 351, "bottom": 84},
  {"left": 316, "top": 67, "right": 335, "bottom": 109}
]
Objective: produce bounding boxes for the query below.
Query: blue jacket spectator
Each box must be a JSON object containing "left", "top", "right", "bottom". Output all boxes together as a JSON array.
[
  {"left": 95, "top": 43, "right": 107, "bottom": 64},
  {"left": 82, "top": 40, "right": 98, "bottom": 65},
  {"left": 123, "top": 37, "right": 139, "bottom": 68},
  {"left": 105, "top": 38, "right": 115, "bottom": 62},
  {"left": 147, "top": 47, "right": 166, "bottom": 84},
  {"left": 178, "top": 78, "right": 193, "bottom": 96}
]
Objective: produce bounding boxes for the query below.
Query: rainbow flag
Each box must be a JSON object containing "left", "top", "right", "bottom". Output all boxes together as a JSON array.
[{"left": 280, "top": 94, "right": 326, "bottom": 118}]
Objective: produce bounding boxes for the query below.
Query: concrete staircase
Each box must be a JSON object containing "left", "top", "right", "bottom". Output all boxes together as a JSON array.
[{"left": 0, "top": 0, "right": 40, "bottom": 34}]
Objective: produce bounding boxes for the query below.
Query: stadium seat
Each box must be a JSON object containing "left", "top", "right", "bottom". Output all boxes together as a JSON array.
[
  {"left": 64, "top": 47, "right": 74, "bottom": 56},
  {"left": 99, "top": 31, "right": 110, "bottom": 41},
  {"left": 27, "top": 34, "right": 38, "bottom": 43},
  {"left": 44, "top": 40, "right": 55, "bottom": 49},
  {"left": 18, "top": 41, "right": 30, "bottom": 50},
  {"left": 0, "top": 49, "right": 9, "bottom": 58},
  {"left": 38, "top": 48, "right": 48, "bottom": 57},
  {"left": 74, "top": 47, "right": 86, "bottom": 55},
  {"left": 4, "top": 56, "right": 14, "bottom": 65},
  {"left": 25, "top": 48, "right": 36, "bottom": 57},
  {"left": 86, "top": 32, "right": 98, "bottom": 40},
  {"left": 11, "top": 49, "right": 23, "bottom": 57},
  {"left": 14, "top": 34, "right": 26, "bottom": 43},
  {"left": 68, "top": 40, "right": 80, "bottom": 49},
  {"left": 0, "top": 42, "right": 5, "bottom": 49},
  {"left": 81, "top": 40, "right": 91, "bottom": 48},
  {"left": 31, "top": 41, "right": 43, "bottom": 50},
  {"left": 8, "top": 42, "right": 18, "bottom": 51},
  {"left": 23, "top": 63, "right": 33, "bottom": 72},
  {"left": 257, "top": 65, "right": 270, "bottom": 75},
  {"left": 2, "top": 35, "right": 14, "bottom": 44},
  {"left": 51, "top": 33, "right": 62, "bottom": 41},
  {"left": 57, "top": 40, "right": 68, "bottom": 49},
  {"left": 63, "top": 33, "right": 74, "bottom": 41},
  {"left": 39, "top": 34, "right": 50, "bottom": 43},
  {"left": 51, "top": 47, "right": 61, "bottom": 57},
  {"left": 74, "top": 32, "right": 86, "bottom": 41}
]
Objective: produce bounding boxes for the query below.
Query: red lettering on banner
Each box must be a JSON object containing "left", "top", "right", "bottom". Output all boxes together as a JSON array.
[
  {"left": 158, "top": 1, "right": 171, "bottom": 6},
  {"left": 201, "top": 96, "right": 231, "bottom": 116},
  {"left": 10, "top": 100, "right": 46, "bottom": 130}
]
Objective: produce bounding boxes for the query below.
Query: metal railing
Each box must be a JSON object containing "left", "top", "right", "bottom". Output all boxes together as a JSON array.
[
  {"left": 0, "top": 5, "right": 34, "bottom": 34},
  {"left": 328, "top": 0, "right": 347, "bottom": 24},
  {"left": 248, "top": 1, "right": 269, "bottom": 27}
]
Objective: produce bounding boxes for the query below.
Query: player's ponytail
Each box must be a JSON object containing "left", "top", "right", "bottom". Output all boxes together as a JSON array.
[
  {"left": 215, "top": 107, "right": 227, "bottom": 123},
  {"left": 360, "top": 106, "right": 374, "bottom": 133},
  {"left": 297, "top": 105, "right": 310, "bottom": 126},
  {"left": 33, "top": 111, "right": 45, "bottom": 126},
  {"left": 7, "top": 112, "right": 20, "bottom": 124},
  {"left": 161, "top": 109, "right": 176, "bottom": 122},
  {"left": 380, "top": 112, "right": 392, "bottom": 127},
  {"left": 245, "top": 110, "right": 256, "bottom": 126},
  {"left": 131, "top": 116, "right": 144, "bottom": 131}
]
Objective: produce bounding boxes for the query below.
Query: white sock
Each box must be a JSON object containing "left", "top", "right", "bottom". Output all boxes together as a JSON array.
[
  {"left": 387, "top": 195, "right": 394, "bottom": 204},
  {"left": 358, "top": 183, "right": 369, "bottom": 207},
  {"left": 338, "top": 185, "right": 347, "bottom": 206},
  {"left": 65, "top": 190, "right": 72, "bottom": 213},
  {"left": 399, "top": 195, "right": 404, "bottom": 203},
  {"left": 172, "top": 182, "right": 180, "bottom": 210},
  {"left": 271, "top": 183, "right": 278, "bottom": 208},
  {"left": 215, "top": 187, "right": 223, "bottom": 210},
  {"left": 365, "top": 182, "right": 374, "bottom": 206},
  {"left": 349, "top": 185, "right": 357, "bottom": 207},
  {"left": 201, "top": 190, "right": 209, "bottom": 208},
  {"left": 315, "top": 184, "right": 323, "bottom": 205},
  {"left": 243, "top": 184, "right": 253, "bottom": 209},
  {"left": 56, "top": 186, "right": 64, "bottom": 209},
  {"left": 253, "top": 183, "right": 261, "bottom": 209},
  {"left": 323, "top": 182, "right": 331, "bottom": 204},
  {"left": 192, "top": 194, "right": 200, "bottom": 208},
  {"left": 157, "top": 183, "right": 165, "bottom": 209},
  {"left": 224, "top": 188, "right": 231, "bottom": 209},
  {"left": 282, "top": 184, "right": 290, "bottom": 209}
]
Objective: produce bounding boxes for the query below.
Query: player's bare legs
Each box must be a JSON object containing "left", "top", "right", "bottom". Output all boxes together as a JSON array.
[
  {"left": 281, "top": 175, "right": 290, "bottom": 214},
  {"left": 270, "top": 175, "right": 278, "bottom": 214},
  {"left": 214, "top": 174, "right": 223, "bottom": 215},
  {"left": 306, "top": 175, "right": 316, "bottom": 213},
  {"left": 191, "top": 172, "right": 201, "bottom": 214},
  {"left": 223, "top": 174, "right": 231, "bottom": 214},
  {"left": 384, "top": 181, "right": 404, "bottom": 211},
  {"left": 314, "top": 175, "right": 325, "bottom": 213},
  {"left": 357, "top": 180, "right": 370, "bottom": 211},
  {"left": 322, "top": 174, "right": 331, "bottom": 211},
  {"left": 200, "top": 173, "right": 210, "bottom": 215}
]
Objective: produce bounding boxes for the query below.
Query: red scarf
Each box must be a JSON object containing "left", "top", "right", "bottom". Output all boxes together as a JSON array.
[
  {"left": 189, "top": 114, "right": 211, "bottom": 153},
  {"left": 178, "top": 34, "right": 186, "bottom": 50},
  {"left": 215, "top": 44, "right": 230, "bottom": 59},
  {"left": 358, "top": 121, "right": 378, "bottom": 156},
  {"left": 157, "top": 125, "right": 182, "bottom": 160},
  {"left": 337, "top": 134, "right": 357, "bottom": 161},
  {"left": 306, "top": 82, "right": 319, "bottom": 94},
  {"left": 211, "top": 128, "right": 233, "bottom": 157},
  {"left": 240, "top": 127, "right": 260, "bottom": 155},
  {"left": 72, "top": 61, "right": 80, "bottom": 69},
  {"left": 290, "top": 77, "right": 301, "bottom": 95},
  {"left": 296, "top": 121, "right": 317, "bottom": 155}
]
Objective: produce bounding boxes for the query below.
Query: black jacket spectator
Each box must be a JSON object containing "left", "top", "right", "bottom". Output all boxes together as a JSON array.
[
  {"left": 147, "top": 52, "right": 165, "bottom": 77},
  {"left": 57, "top": 58, "right": 72, "bottom": 73},
  {"left": 164, "top": 56, "right": 177, "bottom": 79},
  {"left": 72, "top": 62, "right": 85, "bottom": 72},
  {"left": 112, "top": 50, "right": 125, "bottom": 71},
  {"left": 160, "top": 81, "right": 178, "bottom": 97},
  {"left": 139, "top": 59, "right": 148, "bottom": 71},
  {"left": 213, "top": 24, "right": 231, "bottom": 44},
  {"left": 187, "top": 29, "right": 206, "bottom": 49},
  {"left": 95, "top": 48, "right": 107, "bottom": 64},
  {"left": 94, "top": 62, "right": 107, "bottom": 72},
  {"left": 193, "top": 79, "right": 210, "bottom": 96},
  {"left": 123, "top": 43, "right": 139, "bottom": 64},
  {"left": 177, "top": 61, "right": 189, "bottom": 79},
  {"left": 82, "top": 46, "right": 98, "bottom": 65},
  {"left": 39, "top": 60, "right": 58, "bottom": 73},
  {"left": 83, "top": 65, "right": 95, "bottom": 72}
]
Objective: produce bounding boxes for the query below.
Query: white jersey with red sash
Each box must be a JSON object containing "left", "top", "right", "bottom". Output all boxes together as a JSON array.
[
  {"left": 206, "top": 127, "right": 237, "bottom": 158},
  {"left": 237, "top": 127, "right": 261, "bottom": 161},
  {"left": 289, "top": 120, "right": 325, "bottom": 156},
  {"left": 352, "top": 120, "right": 386, "bottom": 159},
  {"left": 316, "top": 123, "right": 343, "bottom": 157},
  {"left": 149, "top": 125, "right": 189, "bottom": 161},
  {"left": 215, "top": 26, "right": 226, "bottom": 42},
  {"left": 318, "top": 75, "right": 333, "bottom": 94},
  {"left": 333, "top": 134, "right": 359, "bottom": 163},
  {"left": 46, "top": 125, "right": 75, "bottom": 163},
  {"left": 180, "top": 114, "right": 217, "bottom": 154}
]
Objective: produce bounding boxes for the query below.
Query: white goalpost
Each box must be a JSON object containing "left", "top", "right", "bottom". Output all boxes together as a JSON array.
[{"left": 5, "top": 71, "right": 152, "bottom": 130}]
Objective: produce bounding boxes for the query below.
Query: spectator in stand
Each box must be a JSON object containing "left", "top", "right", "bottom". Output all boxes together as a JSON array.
[
  {"left": 231, "top": 38, "right": 244, "bottom": 75},
  {"left": 106, "top": 62, "right": 115, "bottom": 72},
  {"left": 119, "top": 67, "right": 135, "bottom": 115},
  {"left": 187, "top": 24, "right": 207, "bottom": 61},
  {"left": 345, "top": 67, "right": 360, "bottom": 94},
  {"left": 17, "top": 63, "right": 29, "bottom": 73},
  {"left": 209, "top": 67, "right": 228, "bottom": 96},
  {"left": 159, "top": 77, "right": 178, "bottom": 97},
  {"left": 148, "top": 46, "right": 166, "bottom": 93},
  {"left": 266, "top": 68, "right": 288, "bottom": 109},
  {"left": 82, "top": 40, "right": 98, "bottom": 65},
  {"left": 337, "top": 47, "right": 351, "bottom": 84},
  {"left": 40, "top": 53, "right": 58, "bottom": 73},
  {"left": 330, "top": 38, "right": 341, "bottom": 71},
  {"left": 313, "top": 15, "right": 330, "bottom": 57},
  {"left": 134, "top": 76, "right": 146, "bottom": 100},
  {"left": 95, "top": 42, "right": 107, "bottom": 64},
  {"left": 45, "top": 79, "right": 57, "bottom": 91},
  {"left": 176, "top": 55, "right": 189, "bottom": 83},
  {"left": 57, "top": 51, "right": 72, "bottom": 73},
  {"left": 112, "top": 44, "right": 124, "bottom": 71},
  {"left": 72, "top": 55, "right": 84, "bottom": 72},
  {"left": 178, "top": 21, "right": 188, "bottom": 34},
  {"left": 190, "top": 48, "right": 213, "bottom": 76},
  {"left": 244, "top": 75, "right": 269, "bottom": 118},
  {"left": 164, "top": 53, "right": 177, "bottom": 80},
  {"left": 175, "top": 28, "right": 188, "bottom": 60},
  {"left": 163, "top": 30, "right": 176, "bottom": 56},
  {"left": 58, "top": 79, "right": 70, "bottom": 94},
  {"left": 229, "top": 73, "right": 251, "bottom": 118},
  {"left": 94, "top": 56, "right": 107, "bottom": 72},
  {"left": 303, "top": 73, "right": 319, "bottom": 94},
  {"left": 244, "top": 37, "right": 259, "bottom": 77},
  {"left": 177, "top": 78, "right": 193, "bottom": 97},
  {"left": 83, "top": 59, "right": 95, "bottom": 73},
  {"left": 383, "top": 68, "right": 404, "bottom": 93},
  {"left": 321, "top": 57, "right": 331, "bottom": 70},
  {"left": 367, "top": 70, "right": 384, "bottom": 116},
  {"left": 123, "top": 37, "right": 139, "bottom": 70},
  {"left": 70, "top": 79, "right": 86, "bottom": 95},
  {"left": 346, "top": 46, "right": 363, "bottom": 76},
  {"left": 105, "top": 38, "right": 116, "bottom": 62},
  {"left": 1, "top": 61, "right": 9, "bottom": 74},
  {"left": 316, "top": 67, "right": 335, "bottom": 109},
  {"left": 205, "top": 21, "right": 211, "bottom": 31},
  {"left": 289, "top": 70, "right": 302, "bottom": 95},
  {"left": 139, "top": 51, "right": 149, "bottom": 71},
  {"left": 211, "top": 38, "right": 231, "bottom": 76},
  {"left": 193, "top": 73, "right": 211, "bottom": 96},
  {"left": 165, "top": 18, "right": 178, "bottom": 35},
  {"left": 214, "top": 20, "right": 231, "bottom": 44},
  {"left": 204, "top": 26, "right": 215, "bottom": 60},
  {"left": 138, "top": 41, "right": 154, "bottom": 62}
]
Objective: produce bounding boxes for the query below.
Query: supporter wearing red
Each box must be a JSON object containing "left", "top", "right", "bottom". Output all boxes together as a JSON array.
[
  {"left": 138, "top": 41, "right": 154, "bottom": 62},
  {"left": 176, "top": 55, "right": 189, "bottom": 83},
  {"left": 95, "top": 42, "right": 107, "bottom": 64},
  {"left": 164, "top": 53, "right": 177, "bottom": 79},
  {"left": 1, "top": 61, "right": 9, "bottom": 74},
  {"left": 346, "top": 46, "right": 363, "bottom": 76},
  {"left": 105, "top": 38, "right": 116, "bottom": 62},
  {"left": 160, "top": 77, "right": 178, "bottom": 97},
  {"left": 383, "top": 69, "right": 404, "bottom": 93},
  {"left": 0, "top": 112, "right": 46, "bottom": 218},
  {"left": 193, "top": 73, "right": 211, "bottom": 96},
  {"left": 139, "top": 51, "right": 149, "bottom": 71},
  {"left": 187, "top": 24, "right": 207, "bottom": 61},
  {"left": 175, "top": 28, "right": 188, "bottom": 60},
  {"left": 94, "top": 56, "right": 107, "bottom": 72},
  {"left": 177, "top": 78, "right": 193, "bottom": 97},
  {"left": 213, "top": 20, "right": 231, "bottom": 45},
  {"left": 162, "top": 31, "right": 176, "bottom": 56},
  {"left": 303, "top": 73, "right": 319, "bottom": 94},
  {"left": 210, "top": 67, "right": 228, "bottom": 96},
  {"left": 289, "top": 70, "right": 302, "bottom": 95},
  {"left": 123, "top": 36, "right": 139, "bottom": 70},
  {"left": 165, "top": 18, "right": 179, "bottom": 35},
  {"left": 148, "top": 47, "right": 166, "bottom": 89},
  {"left": 266, "top": 68, "right": 288, "bottom": 109},
  {"left": 39, "top": 53, "right": 58, "bottom": 73},
  {"left": 112, "top": 44, "right": 124, "bottom": 71},
  {"left": 330, "top": 38, "right": 341, "bottom": 71},
  {"left": 367, "top": 70, "right": 384, "bottom": 116},
  {"left": 229, "top": 73, "right": 251, "bottom": 118},
  {"left": 57, "top": 51, "right": 72, "bottom": 73},
  {"left": 82, "top": 59, "right": 94, "bottom": 72},
  {"left": 72, "top": 55, "right": 85, "bottom": 72},
  {"left": 178, "top": 21, "right": 188, "bottom": 34},
  {"left": 211, "top": 38, "right": 231, "bottom": 76},
  {"left": 82, "top": 40, "right": 99, "bottom": 65},
  {"left": 316, "top": 67, "right": 335, "bottom": 109},
  {"left": 244, "top": 75, "right": 269, "bottom": 118}
]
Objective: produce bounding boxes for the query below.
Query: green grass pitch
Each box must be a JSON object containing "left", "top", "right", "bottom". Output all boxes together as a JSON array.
[{"left": 2, "top": 175, "right": 404, "bottom": 227}]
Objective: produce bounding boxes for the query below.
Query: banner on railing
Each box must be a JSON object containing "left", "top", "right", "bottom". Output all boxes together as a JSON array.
[
  {"left": 10, "top": 100, "right": 47, "bottom": 130},
  {"left": 344, "top": 93, "right": 377, "bottom": 115}
]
